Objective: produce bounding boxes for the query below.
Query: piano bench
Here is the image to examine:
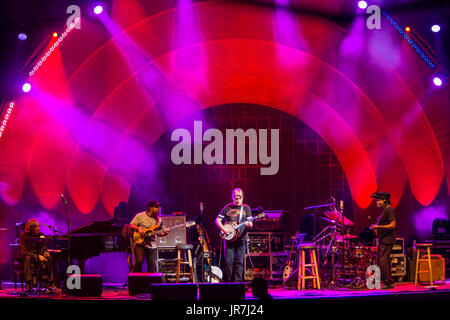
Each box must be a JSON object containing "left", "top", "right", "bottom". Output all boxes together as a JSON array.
[
  {"left": 64, "top": 274, "right": 103, "bottom": 297},
  {"left": 128, "top": 273, "right": 163, "bottom": 295}
]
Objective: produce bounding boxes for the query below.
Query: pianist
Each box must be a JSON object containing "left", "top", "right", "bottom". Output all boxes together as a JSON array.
[
  {"left": 17, "top": 218, "right": 56, "bottom": 291},
  {"left": 130, "top": 200, "right": 169, "bottom": 273}
]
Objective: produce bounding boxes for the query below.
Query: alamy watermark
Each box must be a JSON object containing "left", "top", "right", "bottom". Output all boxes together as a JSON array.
[{"left": 171, "top": 121, "right": 279, "bottom": 175}]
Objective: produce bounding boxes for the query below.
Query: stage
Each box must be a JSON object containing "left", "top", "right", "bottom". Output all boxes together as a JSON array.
[{"left": 1, "top": 280, "right": 449, "bottom": 301}]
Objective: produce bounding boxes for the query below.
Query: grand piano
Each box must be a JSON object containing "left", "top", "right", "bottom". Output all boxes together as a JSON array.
[{"left": 46, "top": 220, "right": 125, "bottom": 273}]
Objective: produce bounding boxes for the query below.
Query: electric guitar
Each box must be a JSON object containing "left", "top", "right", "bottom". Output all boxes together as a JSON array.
[
  {"left": 197, "top": 224, "right": 222, "bottom": 283},
  {"left": 220, "top": 213, "right": 266, "bottom": 242},
  {"left": 132, "top": 221, "right": 196, "bottom": 246}
]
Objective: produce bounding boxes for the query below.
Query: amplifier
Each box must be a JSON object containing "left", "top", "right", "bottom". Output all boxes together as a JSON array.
[
  {"left": 248, "top": 232, "right": 285, "bottom": 253},
  {"left": 244, "top": 252, "right": 288, "bottom": 281},
  {"left": 390, "top": 254, "right": 406, "bottom": 280},
  {"left": 392, "top": 238, "right": 405, "bottom": 255},
  {"left": 157, "top": 216, "right": 186, "bottom": 248},
  {"left": 418, "top": 255, "right": 445, "bottom": 283}
]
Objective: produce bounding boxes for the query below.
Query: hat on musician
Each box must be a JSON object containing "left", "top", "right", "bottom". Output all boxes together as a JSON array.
[
  {"left": 370, "top": 192, "right": 391, "bottom": 200},
  {"left": 147, "top": 200, "right": 162, "bottom": 208}
]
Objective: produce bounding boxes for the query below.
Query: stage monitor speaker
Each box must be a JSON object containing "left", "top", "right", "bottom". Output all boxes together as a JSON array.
[
  {"left": 64, "top": 274, "right": 103, "bottom": 297},
  {"left": 151, "top": 283, "right": 198, "bottom": 300},
  {"left": 198, "top": 283, "right": 246, "bottom": 301},
  {"left": 128, "top": 272, "right": 163, "bottom": 295},
  {"left": 157, "top": 216, "right": 186, "bottom": 248}
]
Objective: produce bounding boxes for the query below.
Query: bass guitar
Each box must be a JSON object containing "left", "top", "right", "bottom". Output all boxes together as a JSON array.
[
  {"left": 220, "top": 212, "right": 266, "bottom": 242},
  {"left": 133, "top": 221, "right": 196, "bottom": 246}
]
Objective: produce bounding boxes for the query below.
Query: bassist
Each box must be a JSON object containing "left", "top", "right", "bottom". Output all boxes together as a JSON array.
[
  {"left": 215, "top": 188, "right": 253, "bottom": 282},
  {"left": 130, "top": 200, "right": 169, "bottom": 273}
]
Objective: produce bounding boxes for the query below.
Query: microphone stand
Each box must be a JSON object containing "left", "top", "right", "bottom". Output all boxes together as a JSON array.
[{"left": 62, "top": 198, "right": 71, "bottom": 267}]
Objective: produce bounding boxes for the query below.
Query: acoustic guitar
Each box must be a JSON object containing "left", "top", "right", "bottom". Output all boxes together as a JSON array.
[
  {"left": 282, "top": 235, "right": 297, "bottom": 282},
  {"left": 220, "top": 213, "right": 266, "bottom": 242},
  {"left": 132, "top": 221, "right": 195, "bottom": 246}
]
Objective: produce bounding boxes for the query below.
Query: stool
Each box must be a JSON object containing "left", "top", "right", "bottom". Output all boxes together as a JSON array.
[
  {"left": 297, "top": 243, "right": 320, "bottom": 290},
  {"left": 415, "top": 243, "right": 433, "bottom": 286},
  {"left": 175, "top": 244, "right": 195, "bottom": 283}
]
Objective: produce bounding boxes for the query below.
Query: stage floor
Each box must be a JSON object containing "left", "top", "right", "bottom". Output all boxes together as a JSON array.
[{"left": 1, "top": 280, "right": 449, "bottom": 301}]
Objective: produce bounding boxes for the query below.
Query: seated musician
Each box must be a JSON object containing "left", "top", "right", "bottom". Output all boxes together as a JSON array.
[
  {"left": 130, "top": 200, "right": 169, "bottom": 273},
  {"left": 17, "top": 218, "right": 56, "bottom": 291}
]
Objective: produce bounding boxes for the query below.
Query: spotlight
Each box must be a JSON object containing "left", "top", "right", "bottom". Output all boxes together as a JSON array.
[
  {"left": 433, "top": 76, "right": 443, "bottom": 87},
  {"left": 358, "top": 1, "right": 368, "bottom": 10},
  {"left": 18, "top": 33, "right": 27, "bottom": 41},
  {"left": 52, "top": 32, "right": 58, "bottom": 38},
  {"left": 22, "top": 82, "right": 31, "bottom": 93},
  {"left": 405, "top": 26, "right": 411, "bottom": 32},
  {"left": 93, "top": 5, "right": 103, "bottom": 15},
  {"left": 431, "top": 24, "right": 441, "bottom": 33}
]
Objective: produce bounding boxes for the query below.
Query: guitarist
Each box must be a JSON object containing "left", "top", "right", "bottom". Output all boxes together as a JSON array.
[
  {"left": 130, "top": 200, "right": 169, "bottom": 273},
  {"left": 215, "top": 188, "right": 253, "bottom": 282}
]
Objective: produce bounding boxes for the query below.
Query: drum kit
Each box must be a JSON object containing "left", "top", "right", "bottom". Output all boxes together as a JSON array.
[{"left": 306, "top": 199, "right": 377, "bottom": 289}]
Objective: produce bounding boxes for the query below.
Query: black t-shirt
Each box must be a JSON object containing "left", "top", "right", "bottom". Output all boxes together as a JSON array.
[
  {"left": 376, "top": 206, "right": 396, "bottom": 245},
  {"left": 217, "top": 203, "right": 252, "bottom": 239}
]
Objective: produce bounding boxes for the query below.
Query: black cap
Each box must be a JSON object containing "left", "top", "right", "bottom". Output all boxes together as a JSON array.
[
  {"left": 370, "top": 192, "right": 391, "bottom": 200},
  {"left": 147, "top": 200, "right": 162, "bottom": 208}
]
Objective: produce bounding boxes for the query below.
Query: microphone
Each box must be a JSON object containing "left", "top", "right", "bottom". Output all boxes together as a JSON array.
[
  {"left": 60, "top": 194, "right": 67, "bottom": 205},
  {"left": 340, "top": 200, "right": 344, "bottom": 213}
]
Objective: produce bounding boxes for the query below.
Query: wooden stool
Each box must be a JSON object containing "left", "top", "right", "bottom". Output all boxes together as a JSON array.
[
  {"left": 297, "top": 243, "right": 320, "bottom": 290},
  {"left": 175, "top": 244, "right": 195, "bottom": 283},
  {"left": 415, "top": 243, "right": 433, "bottom": 286}
]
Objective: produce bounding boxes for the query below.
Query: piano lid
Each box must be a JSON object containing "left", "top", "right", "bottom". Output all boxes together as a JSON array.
[{"left": 69, "top": 219, "right": 122, "bottom": 235}]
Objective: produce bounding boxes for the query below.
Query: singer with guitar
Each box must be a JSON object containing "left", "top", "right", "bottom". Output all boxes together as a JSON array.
[
  {"left": 215, "top": 188, "right": 253, "bottom": 282},
  {"left": 130, "top": 200, "right": 169, "bottom": 273}
]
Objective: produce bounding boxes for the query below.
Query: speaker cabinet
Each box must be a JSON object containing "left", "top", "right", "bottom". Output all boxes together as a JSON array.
[
  {"left": 151, "top": 283, "right": 198, "bottom": 300},
  {"left": 419, "top": 256, "right": 446, "bottom": 282},
  {"left": 157, "top": 216, "right": 186, "bottom": 248},
  {"left": 198, "top": 283, "right": 246, "bottom": 301},
  {"left": 128, "top": 272, "right": 163, "bottom": 295},
  {"left": 64, "top": 274, "right": 103, "bottom": 297}
]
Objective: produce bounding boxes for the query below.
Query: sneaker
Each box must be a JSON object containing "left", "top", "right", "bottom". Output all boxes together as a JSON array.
[{"left": 381, "top": 283, "right": 394, "bottom": 289}]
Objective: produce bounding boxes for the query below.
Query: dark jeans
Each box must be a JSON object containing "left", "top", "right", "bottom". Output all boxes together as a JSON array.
[
  {"left": 225, "top": 238, "right": 246, "bottom": 282},
  {"left": 377, "top": 243, "right": 393, "bottom": 285},
  {"left": 131, "top": 246, "right": 158, "bottom": 273},
  {"left": 22, "top": 255, "right": 55, "bottom": 287}
]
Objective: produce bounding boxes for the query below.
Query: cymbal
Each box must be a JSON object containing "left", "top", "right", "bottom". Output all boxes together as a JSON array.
[
  {"left": 336, "top": 234, "right": 358, "bottom": 241},
  {"left": 323, "top": 211, "right": 354, "bottom": 227},
  {"left": 320, "top": 217, "right": 340, "bottom": 225}
]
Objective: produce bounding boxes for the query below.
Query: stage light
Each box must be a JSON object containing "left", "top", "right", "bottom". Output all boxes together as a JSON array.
[
  {"left": 22, "top": 82, "right": 31, "bottom": 93},
  {"left": 433, "top": 76, "right": 443, "bottom": 87},
  {"left": 431, "top": 24, "right": 440, "bottom": 33},
  {"left": 18, "top": 33, "right": 27, "bottom": 41},
  {"left": 358, "top": 1, "right": 368, "bottom": 9},
  {"left": 93, "top": 5, "right": 103, "bottom": 14},
  {"left": 405, "top": 26, "right": 411, "bottom": 32},
  {"left": 52, "top": 32, "right": 58, "bottom": 38}
]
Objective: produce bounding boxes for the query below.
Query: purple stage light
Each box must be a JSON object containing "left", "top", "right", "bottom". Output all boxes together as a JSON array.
[
  {"left": 433, "top": 76, "right": 443, "bottom": 87},
  {"left": 358, "top": 1, "right": 368, "bottom": 9},
  {"left": 18, "top": 33, "right": 27, "bottom": 41},
  {"left": 93, "top": 5, "right": 103, "bottom": 15},
  {"left": 431, "top": 24, "right": 440, "bottom": 33},
  {"left": 22, "top": 82, "right": 31, "bottom": 93}
]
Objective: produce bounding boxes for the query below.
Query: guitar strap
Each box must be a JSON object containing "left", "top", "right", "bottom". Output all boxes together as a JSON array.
[{"left": 239, "top": 205, "right": 244, "bottom": 223}]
